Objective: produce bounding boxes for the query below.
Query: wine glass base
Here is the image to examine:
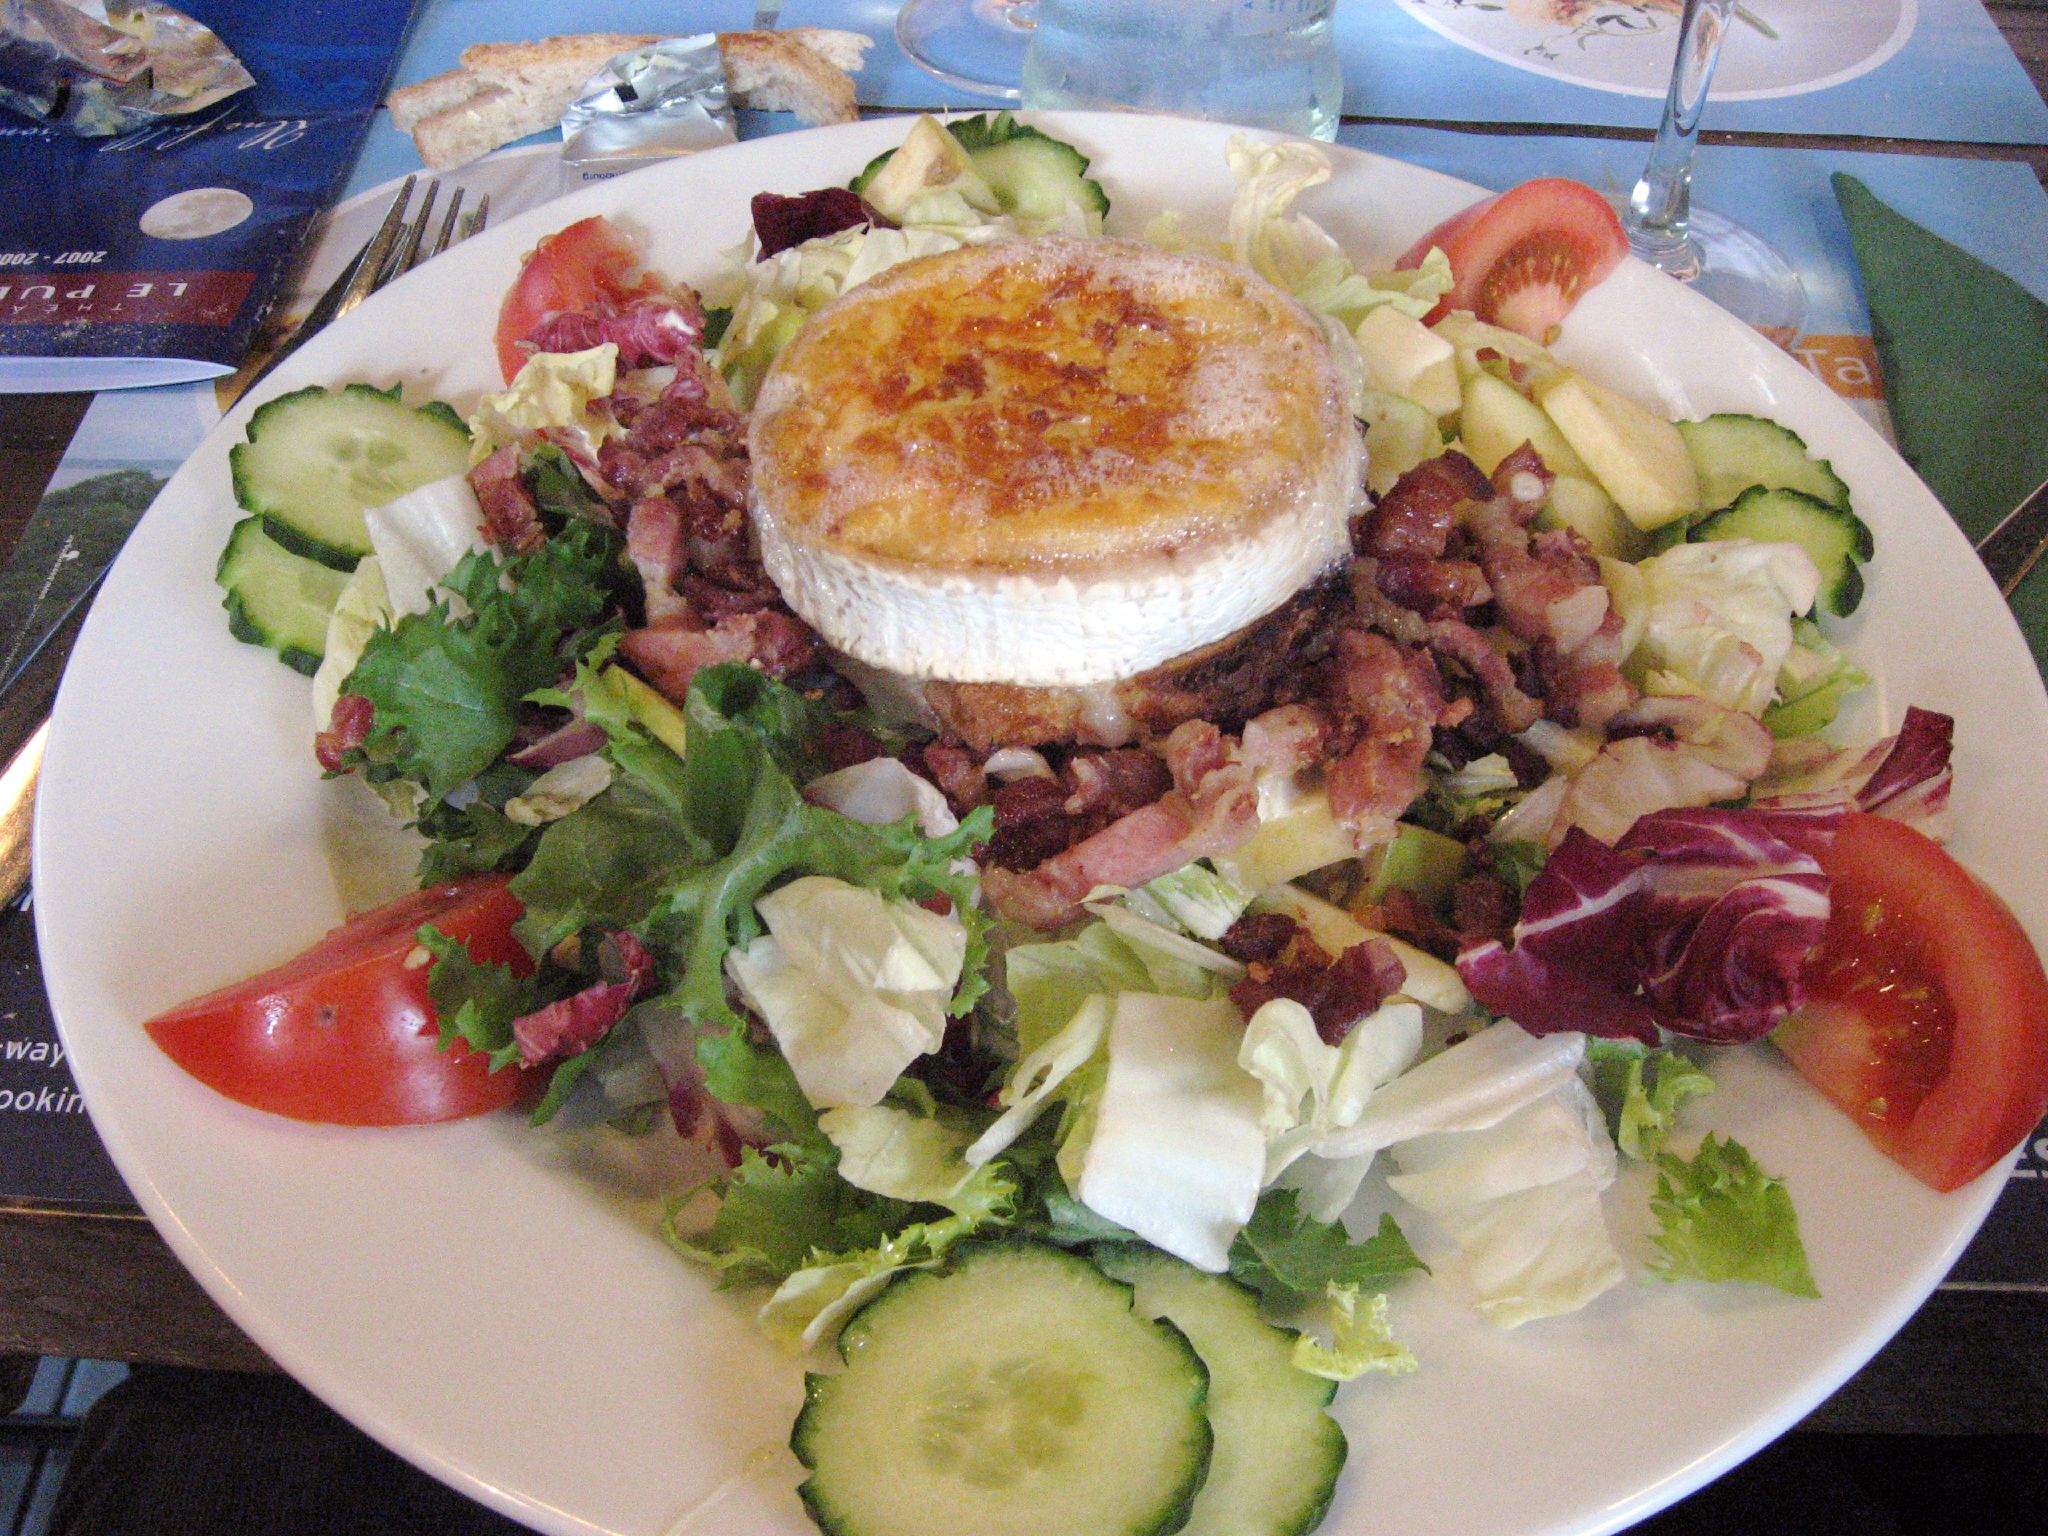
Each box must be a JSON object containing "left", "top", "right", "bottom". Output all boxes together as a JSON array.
[
  {"left": 897, "top": 0, "right": 1029, "bottom": 102},
  {"left": 1632, "top": 206, "right": 1808, "bottom": 348}
]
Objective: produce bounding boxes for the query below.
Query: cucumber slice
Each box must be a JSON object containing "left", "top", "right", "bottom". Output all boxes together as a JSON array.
[
  {"left": 794, "top": 1241, "right": 1212, "bottom": 1536},
  {"left": 854, "top": 113, "right": 1110, "bottom": 235},
  {"left": 1676, "top": 413, "right": 1852, "bottom": 514},
  {"left": 230, "top": 384, "right": 471, "bottom": 570},
  {"left": 1691, "top": 485, "right": 1876, "bottom": 617},
  {"left": 1095, "top": 1247, "right": 1346, "bottom": 1536},
  {"left": 216, "top": 516, "right": 352, "bottom": 676}
]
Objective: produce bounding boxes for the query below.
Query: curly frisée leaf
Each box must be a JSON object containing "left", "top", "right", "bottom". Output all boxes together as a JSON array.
[
  {"left": 1648, "top": 1134, "right": 1818, "bottom": 1297},
  {"left": 1290, "top": 1284, "right": 1417, "bottom": 1383},
  {"left": 1583, "top": 1039, "right": 1715, "bottom": 1160}
]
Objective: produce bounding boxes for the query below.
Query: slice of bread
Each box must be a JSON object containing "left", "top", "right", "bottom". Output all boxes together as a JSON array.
[{"left": 388, "top": 29, "right": 873, "bottom": 171}]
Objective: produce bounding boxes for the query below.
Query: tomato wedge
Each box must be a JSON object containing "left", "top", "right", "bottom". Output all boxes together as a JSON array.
[
  {"left": 493, "top": 215, "right": 654, "bottom": 382},
  {"left": 1396, "top": 177, "right": 1627, "bottom": 342},
  {"left": 1773, "top": 813, "right": 2048, "bottom": 1192},
  {"left": 146, "top": 876, "right": 535, "bottom": 1126}
]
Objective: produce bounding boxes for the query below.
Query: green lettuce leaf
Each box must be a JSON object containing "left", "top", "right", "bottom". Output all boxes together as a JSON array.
[
  {"left": 753, "top": 1161, "right": 1018, "bottom": 1349},
  {"left": 1584, "top": 1039, "right": 1715, "bottom": 1160},
  {"left": 1648, "top": 1134, "right": 1819, "bottom": 1297},
  {"left": 1227, "top": 1187, "right": 1426, "bottom": 1309},
  {"left": 666, "top": 1143, "right": 914, "bottom": 1289},
  {"left": 340, "top": 519, "right": 623, "bottom": 805}
]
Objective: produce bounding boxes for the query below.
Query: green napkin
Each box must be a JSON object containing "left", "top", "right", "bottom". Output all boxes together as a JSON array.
[{"left": 1833, "top": 173, "right": 2048, "bottom": 670}]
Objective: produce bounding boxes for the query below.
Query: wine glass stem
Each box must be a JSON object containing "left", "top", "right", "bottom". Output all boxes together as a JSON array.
[{"left": 1626, "top": 0, "right": 1738, "bottom": 281}]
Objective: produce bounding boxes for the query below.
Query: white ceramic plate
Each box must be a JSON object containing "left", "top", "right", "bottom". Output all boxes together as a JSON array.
[
  {"left": 34, "top": 114, "right": 2048, "bottom": 1536},
  {"left": 1393, "top": 0, "right": 1915, "bottom": 101}
]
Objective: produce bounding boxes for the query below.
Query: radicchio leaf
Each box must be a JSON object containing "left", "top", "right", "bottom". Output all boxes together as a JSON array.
[
  {"left": 1753, "top": 706, "right": 1954, "bottom": 838},
  {"left": 1458, "top": 806, "right": 1841, "bottom": 1044},
  {"left": 751, "top": 188, "right": 889, "bottom": 259},
  {"left": 525, "top": 293, "right": 707, "bottom": 369}
]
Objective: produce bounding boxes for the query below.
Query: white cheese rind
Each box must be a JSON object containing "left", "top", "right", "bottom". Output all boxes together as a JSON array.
[{"left": 756, "top": 423, "right": 1361, "bottom": 688}]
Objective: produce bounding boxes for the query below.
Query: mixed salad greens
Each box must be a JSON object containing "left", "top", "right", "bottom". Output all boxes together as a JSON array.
[{"left": 162, "top": 114, "right": 2048, "bottom": 1536}]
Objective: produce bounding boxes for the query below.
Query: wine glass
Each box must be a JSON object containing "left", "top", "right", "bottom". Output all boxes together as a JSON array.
[
  {"left": 896, "top": 0, "right": 1033, "bottom": 101},
  {"left": 1624, "top": 0, "right": 1806, "bottom": 345}
]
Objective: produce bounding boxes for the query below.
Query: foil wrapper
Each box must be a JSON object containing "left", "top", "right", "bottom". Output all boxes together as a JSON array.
[
  {"left": 0, "top": 0, "right": 254, "bottom": 136},
  {"left": 559, "top": 34, "right": 735, "bottom": 183}
]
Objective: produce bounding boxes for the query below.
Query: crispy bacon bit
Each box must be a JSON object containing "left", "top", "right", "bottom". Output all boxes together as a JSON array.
[
  {"left": 1360, "top": 452, "right": 1492, "bottom": 559},
  {"left": 1451, "top": 871, "right": 1517, "bottom": 947},
  {"left": 1229, "top": 932, "right": 1406, "bottom": 1044},
  {"left": 1375, "top": 555, "right": 1492, "bottom": 616},
  {"left": 1217, "top": 911, "right": 1299, "bottom": 964},
  {"left": 1238, "top": 703, "right": 1329, "bottom": 779},
  {"left": 625, "top": 495, "right": 690, "bottom": 625},
  {"left": 1063, "top": 749, "right": 1173, "bottom": 820},
  {"left": 1428, "top": 618, "right": 1543, "bottom": 734},
  {"left": 512, "top": 931, "right": 655, "bottom": 1066},
  {"left": 988, "top": 775, "right": 1076, "bottom": 871},
  {"left": 915, "top": 740, "right": 991, "bottom": 814},
  {"left": 525, "top": 292, "right": 706, "bottom": 369},
  {"left": 315, "top": 694, "right": 374, "bottom": 772},
  {"left": 598, "top": 396, "right": 750, "bottom": 528},
  {"left": 818, "top": 721, "right": 887, "bottom": 774},
  {"left": 1358, "top": 887, "right": 1464, "bottom": 962},
  {"left": 469, "top": 445, "right": 545, "bottom": 554},
  {"left": 751, "top": 188, "right": 890, "bottom": 259},
  {"left": 620, "top": 611, "right": 820, "bottom": 703},
  {"left": 1321, "top": 630, "right": 1447, "bottom": 842},
  {"left": 983, "top": 727, "right": 1260, "bottom": 930}
]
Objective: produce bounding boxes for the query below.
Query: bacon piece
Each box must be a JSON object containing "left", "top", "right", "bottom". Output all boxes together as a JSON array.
[
  {"left": 1321, "top": 630, "right": 1446, "bottom": 842},
  {"left": 818, "top": 721, "right": 887, "bottom": 774},
  {"left": 1230, "top": 933, "right": 1406, "bottom": 1044},
  {"left": 620, "top": 610, "right": 820, "bottom": 703},
  {"left": 625, "top": 495, "right": 689, "bottom": 625},
  {"left": 983, "top": 730, "right": 1260, "bottom": 929},
  {"left": 1217, "top": 911, "right": 1299, "bottom": 964},
  {"left": 1348, "top": 558, "right": 1431, "bottom": 646},
  {"left": 315, "top": 693, "right": 374, "bottom": 772},
  {"left": 469, "top": 445, "right": 545, "bottom": 554},
  {"left": 1062, "top": 749, "right": 1172, "bottom": 820},
  {"left": 988, "top": 775, "right": 1078, "bottom": 871},
  {"left": 1238, "top": 703, "right": 1330, "bottom": 780},
  {"left": 1427, "top": 618, "right": 1543, "bottom": 734},
  {"left": 916, "top": 740, "right": 991, "bottom": 814},
  {"left": 512, "top": 932, "right": 655, "bottom": 1066},
  {"left": 1375, "top": 555, "right": 1492, "bottom": 616},
  {"left": 525, "top": 292, "right": 706, "bottom": 369},
  {"left": 598, "top": 395, "right": 750, "bottom": 519},
  {"left": 1490, "top": 442, "right": 1553, "bottom": 516},
  {"left": 1360, "top": 451, "right": 1492, "bottom": 559}
]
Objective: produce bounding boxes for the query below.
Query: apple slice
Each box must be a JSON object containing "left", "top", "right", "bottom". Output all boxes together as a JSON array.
[
  {"left": 1459, "top": 372, "right": 1590, "bottom": 479},
  {"left": 1539, "top": 473, "right": 1646, "bottom": 560},
  {"left": 1534, "top": 371, "right": 1701, "bottom": 530}
]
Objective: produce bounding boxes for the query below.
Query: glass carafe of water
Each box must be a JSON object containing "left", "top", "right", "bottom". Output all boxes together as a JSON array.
[{"left": 1020, "top": 0, "right": 1342, "bottom": 142}]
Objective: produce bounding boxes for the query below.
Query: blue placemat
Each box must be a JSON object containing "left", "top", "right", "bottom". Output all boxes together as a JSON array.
[{"left": 769, "top": 0, "right": 2048, "bottom": 143}]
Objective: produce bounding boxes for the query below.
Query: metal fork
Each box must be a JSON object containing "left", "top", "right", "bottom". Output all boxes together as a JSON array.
[
  {"left": 0, "top": 178, "right": 490, "bottom": 907},
  {"left": 239, "top": 177, "right": 490, "bottom": 398}
]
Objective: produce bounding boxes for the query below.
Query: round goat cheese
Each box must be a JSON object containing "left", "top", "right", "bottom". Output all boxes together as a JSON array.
[{"left": 748, "top": 235, "right": 1362, "bottom": 689}]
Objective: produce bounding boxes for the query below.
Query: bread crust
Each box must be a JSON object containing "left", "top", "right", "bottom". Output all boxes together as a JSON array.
[
  {"left": 387, "top": 29, "right": 870, "bottom": 171},
  {"left": 920, "top": 573, "right": 1349, "bottom": 750}
]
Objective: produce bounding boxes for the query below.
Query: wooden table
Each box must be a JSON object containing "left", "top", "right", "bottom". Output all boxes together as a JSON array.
[{"left": 3, "top": 0, "right": 2047, "bottom": 1389}]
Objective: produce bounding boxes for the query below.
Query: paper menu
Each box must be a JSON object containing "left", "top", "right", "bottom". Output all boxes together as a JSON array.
[{"left": 0, "top": 0, "right": 422, "bottom": 394}]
